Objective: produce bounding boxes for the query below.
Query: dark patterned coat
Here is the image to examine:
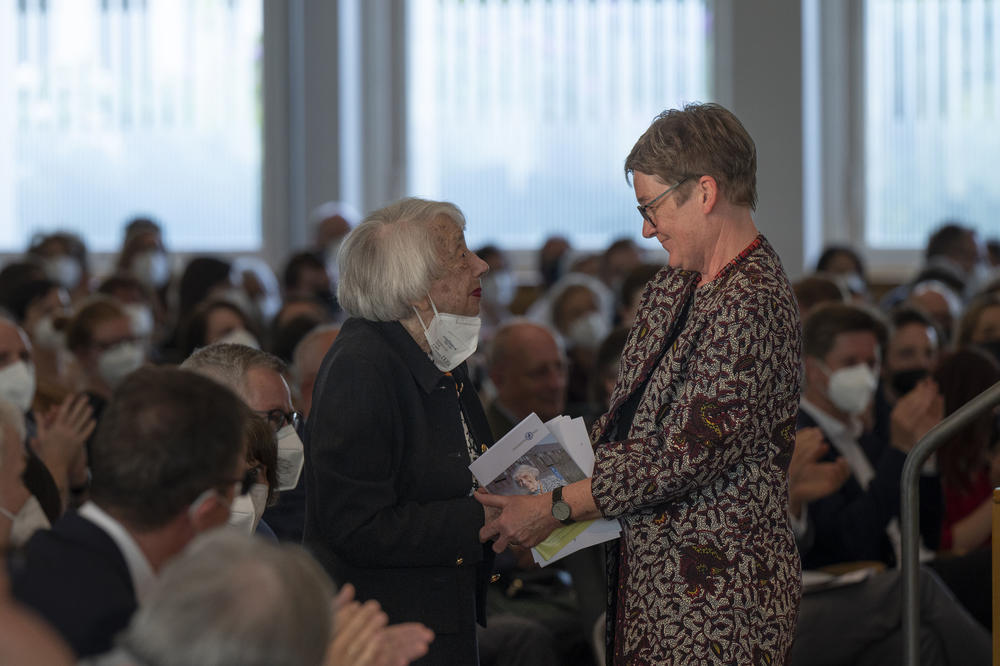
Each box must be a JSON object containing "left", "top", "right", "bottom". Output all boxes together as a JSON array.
[{"left": 590, "top": 236, "right": 802, "bottom": 665}]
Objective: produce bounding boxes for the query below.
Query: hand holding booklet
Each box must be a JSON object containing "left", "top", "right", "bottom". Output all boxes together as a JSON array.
[{"left": 469, "top": 413, "right": 621, "bottom": 566}]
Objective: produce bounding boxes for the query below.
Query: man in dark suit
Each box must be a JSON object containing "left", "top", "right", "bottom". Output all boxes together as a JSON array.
[
  {"left": 10, "top": 366, "right": 247, "bottom": 658},
  {"left": 795, "top": 303, "right": 943, "bottom": 570}
]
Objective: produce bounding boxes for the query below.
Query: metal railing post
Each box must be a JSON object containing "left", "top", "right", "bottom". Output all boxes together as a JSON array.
[{"left": 901, "top": 380, "right": 1000, "bottom": 666}]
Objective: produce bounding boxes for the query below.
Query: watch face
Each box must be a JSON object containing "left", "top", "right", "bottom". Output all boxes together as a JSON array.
[{"left": 552, "top": 501, "right": 571, "bottom": 522}]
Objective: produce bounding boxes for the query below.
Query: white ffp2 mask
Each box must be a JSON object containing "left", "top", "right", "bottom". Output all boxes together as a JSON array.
[
  {"left": 414, "top": 297, "right": 481, "bottom": 372},
  {"left": 275, "top": 425, "right": 304, "bottom": 491}
]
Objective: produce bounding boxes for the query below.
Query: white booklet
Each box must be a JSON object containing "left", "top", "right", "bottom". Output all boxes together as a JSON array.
[{"left": 470, "top": 413, "right": 621, "bottom": 567}]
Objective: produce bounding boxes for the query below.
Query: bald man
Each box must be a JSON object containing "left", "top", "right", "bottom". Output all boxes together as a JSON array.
[{"left": 486, "top": 320, "right": 567, "bottom": 441}]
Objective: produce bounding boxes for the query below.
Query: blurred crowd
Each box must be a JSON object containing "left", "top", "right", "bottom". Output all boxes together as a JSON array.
[{"left": 0, "top": 205, "right": 997, "bottom": 665}]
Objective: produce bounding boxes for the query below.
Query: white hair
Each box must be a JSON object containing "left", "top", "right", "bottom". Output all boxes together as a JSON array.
[
  {"left": 119, "top": 530, "right": 333, "bottom": 666},
  {"left": 336, "top": 197, "right": 466, "bottom": 322},
  {"left": 513, "top": 463, "right": 540, "bottom": 479}
]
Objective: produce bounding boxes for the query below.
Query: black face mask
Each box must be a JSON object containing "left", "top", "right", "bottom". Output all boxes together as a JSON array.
[{"left": 890, "top": 368, "right": 929, "bottom": 396}]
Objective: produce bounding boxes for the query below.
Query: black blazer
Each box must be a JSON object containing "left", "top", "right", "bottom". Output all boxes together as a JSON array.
[
  {"left": 796, "top": 410, "right": 942, "bottom": 569},
  {"left": 303, "top": 318, "right": 495, "bottom": 665},
  {"left": 10, "top": 511, "right": 136, "bottom": 658}
]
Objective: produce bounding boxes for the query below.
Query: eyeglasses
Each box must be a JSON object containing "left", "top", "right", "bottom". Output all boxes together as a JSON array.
[
  {"left": 255, "top": 408, "right": 301, "bottom": 434},
  {"left": 636, "top": 176, "right": 691, "bottom": 224}
]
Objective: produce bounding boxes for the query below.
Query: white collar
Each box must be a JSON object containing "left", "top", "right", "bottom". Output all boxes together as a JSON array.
[
  {"left": 78, "top": 501, "right": 157, "bottom": 605},
  {"left": 799, "top": 397, "right": 863, "bottom": 440}
]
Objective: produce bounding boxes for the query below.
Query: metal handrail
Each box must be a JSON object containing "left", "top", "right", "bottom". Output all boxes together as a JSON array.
[{"left": 901, "top": 379, "right": 1000, "bottom": 666}]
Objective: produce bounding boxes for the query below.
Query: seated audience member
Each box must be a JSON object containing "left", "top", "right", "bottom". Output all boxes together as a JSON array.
[
  {"left": 871, "top": 306, "right": 941, "bottom": 445},
  {"left": 156, "top": 256, "right": 235, "bottom": 363},
  {"left": 788, "top": 428, "right": 990, "bottom": 666},
  {"left": 83, "top": 530, "right": 433, "bottom": 666},
  {"left": 96, "top": 274, "right": 161, "bottom": 346},
  {"left": 283, "top": 251, "right": 338, "bottom": 317},
  {"left": 181, "top": 344, "right": 305, "bottom": 543},
  {"left": 231, "top": 413, "right": 280, "bottom": 540},
  {"left": 0, "top": 317, "right": 93, "bottom": 524},
  {"left": 882, "top": 223, "right": 985, "bottom": 311},
  {"left": 114, "top": 217, "right": 172, "bottom": 295},
  {"left": 486, "top": 320, "right": 567, "bottom": 439},
  {"left": 792, "top": 274, "right": 848, "bottom": 320},
  {"left": 815, "top": 244, "right": 869, "bottom": 301},
  {"left": 231, "top": 255, "right": 284, "bottom": 327},
  {"left": 598, "top": 238, "right": 642, "bottom": 296},
  {"left": 66, "top": 298, "right": 146, "bottom": 431},
  {"left": 291, "top": 324, "right": 341, "bottom": 419},
  {"left": 484, "top": 320, "right": 604, "bottom": 665},
  {"left": 27, "top": 231, "right": 91, "bottom": 304},
  {"left": 953, "top": 293, "right": 1000, "bottom": 360},
  {"left": 10, "top": 366, "right": 249, "bottom": 658},
  {"left": 933, "top": 348, "right": 1000, "bottom": 554},
  {"left": 797, "top": 303, "right": 943, "bottom": 569},
  {"left": 179, "top": 298, "right": 262, "bottom": 358},
  {"left": 0, "top": 276, "right": 73, "bottom": 391},
  {"left": 906, "top": 280, "right": 962, "bottom": 345},
  {"left": 617, "top": 263, "right": 663, "bottom": 330}
]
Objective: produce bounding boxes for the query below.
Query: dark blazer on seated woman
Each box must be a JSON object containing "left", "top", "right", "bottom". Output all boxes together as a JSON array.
[{"left": 304, "top": 317, "right": 495, "bottom": 665}]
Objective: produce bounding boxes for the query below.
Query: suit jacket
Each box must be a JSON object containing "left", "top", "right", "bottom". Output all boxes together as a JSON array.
[
  {"left": 10, "top": 511, "right": 136, "bottom": 658},
  {"left": 303, "top": 318, "right": 495, "bottom": 666},
  {"left": 795, "top": 409, "right": 943, "bottom": 569}
]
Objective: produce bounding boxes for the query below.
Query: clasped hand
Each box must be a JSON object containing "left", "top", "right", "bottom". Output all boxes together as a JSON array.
[{"left": 475, "top": 488, "right": 559, "bottom": 554}]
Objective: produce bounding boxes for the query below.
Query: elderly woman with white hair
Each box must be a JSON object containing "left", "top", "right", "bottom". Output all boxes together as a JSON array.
[{"left": 303, "top": 197, "right": 495, "bottom": 665}]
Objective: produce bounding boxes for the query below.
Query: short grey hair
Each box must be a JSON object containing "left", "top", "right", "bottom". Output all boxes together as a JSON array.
[
  {"left": 181, "top": 343, "right": 286, "bottom": 401},
  {"left": 119, "top": 530, "right": 333, "bottom": 666},
  {"left": 337, "top": 197, "right": 466, "bottom": 321}
]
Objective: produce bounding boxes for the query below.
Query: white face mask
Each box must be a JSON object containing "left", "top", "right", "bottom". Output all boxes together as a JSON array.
[
  {"left": 31, "top": 315, "right": 65, "bottom": 351},
  {"left": 43, "top": 256, "right": 81, "bottom": 290},
  {"left": 131, "top": 250, "right": 171, "bottom": 290},
  {"left": 215, "top": 328, "right": 260, "bottom": 350},
  {"left": 482, "top": 271, "right": 516, "bottom": 308},
  {"left": 228, "top": 493, "right": 257, "bottom": 535},
  {"left": 0, "top": 361, "right": 36, "bottom": 413},
  {"left": 275, "top": 425, "right": 304, "bottom": 491},
  {"left": 249, "top": 482, "right": 268, "bottom": 523},
  {"left": 8, "top": 496, "right": 50, "bottom": 547},
  {"left": 98, "top": 342, "right": 145, "bottom": 389},
  {"left": 413, "top": 297, "right": 481, "bottom": 372},
  {"left": 567, "top": 311, "right": 610, "bottom": 350},
  {"left": 823, "top": 362, "right": 878, "bottom": 416},
  {"left": 123, "top": 303, "right": 155, "bottom": 339}
]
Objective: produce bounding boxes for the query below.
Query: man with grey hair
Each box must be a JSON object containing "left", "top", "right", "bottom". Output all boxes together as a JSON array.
[
  {"left": 11, "top": 366, "right": 248, "bottom": 658},
  {"left": 181, "top": 343, "right": 305, "bottom": 541}
]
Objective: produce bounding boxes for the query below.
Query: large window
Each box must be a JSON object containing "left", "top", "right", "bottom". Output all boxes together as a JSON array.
[
  {"left": 406, "top": 0, "right": 712, "bottom": 251},
  {"left": 865, "top": 0, "right": 1000, "bottom": 249},
  {"left": 2, "top": 0, "right": 262, "bottom": 253}
]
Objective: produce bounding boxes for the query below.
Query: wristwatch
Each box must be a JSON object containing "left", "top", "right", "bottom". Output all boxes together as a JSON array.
[{"left": 551, "top": 486, "right": 574, "bottom": 525}]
